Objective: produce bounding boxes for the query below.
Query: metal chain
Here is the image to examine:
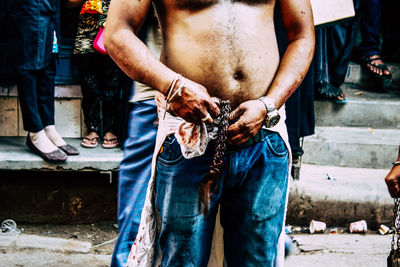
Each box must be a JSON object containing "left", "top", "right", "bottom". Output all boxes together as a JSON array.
[
  {"left": 392, "top": 198, "right": 400, "bottom": 250},
  {"left": 198, "top": 100, "right": 231, "bottom": 216},
  {"left": 209, "top": 100, "right": 231, "bottom": 179}
]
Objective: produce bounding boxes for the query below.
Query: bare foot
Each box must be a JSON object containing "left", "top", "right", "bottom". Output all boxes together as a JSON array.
[
  {"left": 367, "top": 55, "right": 391, "bottom": 77},
  {"left": 81, "top": 131, "right": 99, "bottom": 148},
  {"left": 102, "top": 132, "right": 119, "bottom": 148},
  {"left": 336, "top": 92, "right": 348, "bottom": 102}
]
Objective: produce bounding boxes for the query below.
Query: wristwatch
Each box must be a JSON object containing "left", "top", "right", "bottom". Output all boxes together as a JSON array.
[{"left": 258, "top": 96, "right": 280, "bottom": 128}]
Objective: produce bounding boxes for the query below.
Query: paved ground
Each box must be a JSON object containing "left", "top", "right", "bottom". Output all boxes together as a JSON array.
[
  {"left": 286, "top": 233, "right": 391, "bottom": 267},
  {"left": 1, "top": 229, "right": 393, "bottom": 266}
]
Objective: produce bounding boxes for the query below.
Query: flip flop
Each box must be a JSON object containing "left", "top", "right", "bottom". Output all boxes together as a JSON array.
[
  {"left": 81, "top": 136, "right": 99, "bottom": 148},
  {"left": 102, "top": 137, "right": 119, "bottom": 149},
  {"left": 360, "top": 55, "right": 392, "bottom": 79}
]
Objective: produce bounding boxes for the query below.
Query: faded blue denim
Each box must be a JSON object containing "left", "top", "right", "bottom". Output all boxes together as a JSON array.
[
  {"left": 111, "top": 99, "right": 158, "bottom": 267},
  {"left": 155, "top": 129, "right": 289, "bottom": 267}
]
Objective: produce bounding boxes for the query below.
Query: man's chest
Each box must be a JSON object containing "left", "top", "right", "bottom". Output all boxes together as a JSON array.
[{"left": 173, "top": 0, "right": 272, "bottom": 10}]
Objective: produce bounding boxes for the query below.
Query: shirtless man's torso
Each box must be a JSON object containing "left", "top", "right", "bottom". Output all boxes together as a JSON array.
[{"left": 106, "top": 0, "right": 314, "bottom": 144}]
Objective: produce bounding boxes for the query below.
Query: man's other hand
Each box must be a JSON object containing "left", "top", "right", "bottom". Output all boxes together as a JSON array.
[
  {"left": 168, "top": 79, "right": 220, "bottom": 124},
  {"left": 385, "top": 165, "right": 400, "bottom": 198},
  {"left": 227, "top": 100, "right": 266, "bottom": 145}
]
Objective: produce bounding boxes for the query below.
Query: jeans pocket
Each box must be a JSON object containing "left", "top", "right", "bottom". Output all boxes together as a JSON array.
[
  {"left": 157, "top": 134, "right": 184, "bottom": 166},
  {"left": 264, "top": 130, "right": 288, "bottom": 158}
]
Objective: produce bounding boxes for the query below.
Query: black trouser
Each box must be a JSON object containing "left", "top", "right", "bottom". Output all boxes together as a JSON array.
[
  {"left": 315, "top": 17, "right": 359, "bottom": 88},
  {"left": 77, "top": 53, "right": 123, "bottom": 136},
  {"left": 16, "top": 57, "right": 56, "bottom": 132}
]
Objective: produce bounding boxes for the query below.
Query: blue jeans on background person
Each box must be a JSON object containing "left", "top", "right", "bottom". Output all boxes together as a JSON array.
[
  {"left": 111, "top": 99, "right": 158, "bottom": 267},
  {"left": 156, "top": 129, "right": 289, "bottom": 267},
  {"left": 359, "top": 0, "right": 382, "bottom": 57},
  {"left": 15, "top": 57, "right": 56, "bottom": 132}
]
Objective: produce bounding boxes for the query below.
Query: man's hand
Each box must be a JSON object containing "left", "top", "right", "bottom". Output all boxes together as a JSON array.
[
  {"left": 168, "top": 79, "right": 220, "bottom": 124},
  {"left": 227, "top": 100, "right": 266, "bottom": 145},
  {"left": 385, "top": 165, "right": 400, "bottom": 198}
]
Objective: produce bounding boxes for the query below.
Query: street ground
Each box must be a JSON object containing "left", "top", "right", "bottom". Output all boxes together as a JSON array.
[{"left": 0, "top": 222, "right": 393, "bottom": 267}]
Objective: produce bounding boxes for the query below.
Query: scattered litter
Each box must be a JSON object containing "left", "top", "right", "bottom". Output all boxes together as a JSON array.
[
  {"left": 368, "top": 127, "right": 375, "bottom": 134},
  {"left": 354, "top": 91, "right": 364, "bottom": 95},
  {"left": 113, "top": 224, "right": 119, "bottom": 229},
  {"left": 309, "top": 220, "right": 326, "bottom": 234},
  {"left": 378, "top": 224, "right": 390, "bottom": 235},
  {"left": 326, "top": 173, "right": 337, "bottom": 181},
  {"left": 42, "top": 230, "right": 52, "bottom": 235},
  {"left": 0, "top": 219, "right": 21, "bottom": 236},
  {"left": 92, "top": 237, "right": 118, "bottom": 248},
  {"left": 69, "top": 234, "right": 79, "bottom": 239},
  {"left": 293, "top": 227, "right": 302, "bottom": 233},
  {"left": 285, "top": 225, "right": 292, "bottom": 234},
  {"left": 349, "top": 220, "right": 368, "bottom": 233},
  {"left": 330, "top": 228, "right": 338, "bottom": 234}
]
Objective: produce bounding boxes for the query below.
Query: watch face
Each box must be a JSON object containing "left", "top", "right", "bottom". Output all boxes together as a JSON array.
[{"left": 266, "top": 114, "right": 280, "bottom": 128}]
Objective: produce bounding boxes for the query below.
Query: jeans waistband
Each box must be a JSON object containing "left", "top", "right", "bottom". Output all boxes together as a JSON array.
[{"left": 224, "top": 130, "right": 264, "bottom": 154}]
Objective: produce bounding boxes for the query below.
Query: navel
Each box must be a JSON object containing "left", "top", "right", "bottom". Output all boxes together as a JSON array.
[{"left": 233, "top": 70, "right": 245, "bottom": 81}]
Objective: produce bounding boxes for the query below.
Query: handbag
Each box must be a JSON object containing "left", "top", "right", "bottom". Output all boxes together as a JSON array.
[
  {"left": 388, "top": 198, "right": 400, "bottom": 267},
  {"left": 310, "top": 0, "right": 355, "bottom": 27},
  {"left": 93, "top": 26, "right": 107, "bottom": 55}
]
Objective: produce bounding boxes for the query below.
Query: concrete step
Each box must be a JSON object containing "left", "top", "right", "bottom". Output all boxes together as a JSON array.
[
  {"left": 345, "top": 61, "right": 400, "bottom": 90},
  {"left": 287, "top": 164, "right": 393, "bottom": 229},
  {"left": 302, "top": 126, "right": 399, "bottom": 169},
  {"left": 0, "top": 137, "right": 122, "bottom": 171},
  {"left": 315, "top": 84, "right": 400, "bottom": 129}
]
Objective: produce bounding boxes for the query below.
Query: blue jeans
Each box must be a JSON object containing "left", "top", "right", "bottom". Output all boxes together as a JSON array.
[
  {"left": 111, "top": 99, "right": 158, "bottom": 267},
  {"left": 16, "top": 56, "right": 56, "bottom": 132},
  {"left": 156, "top": 129, "right": 289, "bottom": 267},
  {"left": 359, "top": 0, "right": 382, "bottom": 57}
]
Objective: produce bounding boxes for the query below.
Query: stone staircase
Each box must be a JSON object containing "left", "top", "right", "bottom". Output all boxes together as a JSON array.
[
  {"left": 0, "top": 85, "right": 121, "bottom": 223},
  {"left": 287, "top": 61, "right": 400, "bottom": 229},
  {"left": 303, "top": 62, "right": 400, "bottom": 169}
]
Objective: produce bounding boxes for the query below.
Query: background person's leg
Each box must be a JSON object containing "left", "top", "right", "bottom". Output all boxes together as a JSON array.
[
  {"left": 111, "top": 99, "right": 158, "bottom": 267},
  {"left": 102, "top": 56, "right": 124, "bottom": 144},
  {"left": 16, "top": 68, "right": 43, "bottom": 132},
  {"left": 78, "top": 54, "right": 102, "bottom": 135},
  {"left": 359, "top": 0, "right": 382, "bottom": 58},
  {"left": 36, "top": 57, "right": 56, "bottom": 128}
]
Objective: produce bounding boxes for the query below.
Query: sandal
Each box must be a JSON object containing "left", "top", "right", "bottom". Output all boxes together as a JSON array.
[
  {"left": 315, "top": 81, "right": 348, "bottom": 104},
  {"left": 102, "top": 137, "right": 119, "bottom": 149},
  {"left": 360, "top": 55, "right": 392, "bottom": 79},
  {"left": 81, "top": 135, "right": 99, "bottom": 148}
]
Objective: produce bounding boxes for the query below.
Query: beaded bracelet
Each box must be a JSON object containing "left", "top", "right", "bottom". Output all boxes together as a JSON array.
[{"left": 164, "top": 74, "right": 184, "bottom": 118}]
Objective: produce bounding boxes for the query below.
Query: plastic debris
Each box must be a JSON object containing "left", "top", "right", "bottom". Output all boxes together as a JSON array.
[
  {"left": 309, "top": 220, "right": 326, "bottom": 234},
  {"left": 368, "top": 127, "right": 375, "bottom": 134},
  {"left": 349, "top": 220, "right": 368, "bottom": 233},
  {"left": 354, "top": 91, "right": 364, "bottom": 95},
  {"left": 92, "top": 237, "right": 118, "bottom": 248},
  {"left": 378, "top": 224, "right": 390, "bottom": 235},
  {"left": 0, "top": 219, "right": 21, "bottom": 236},
  {"left": 285, "top": 225, "right": 293, "bottom": 234},
  {"left": 330, "top": 228, "right": 338, "bottom": 234},
  {"left": 326, "top": 174, "right": 337, "bottom": 181}
]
